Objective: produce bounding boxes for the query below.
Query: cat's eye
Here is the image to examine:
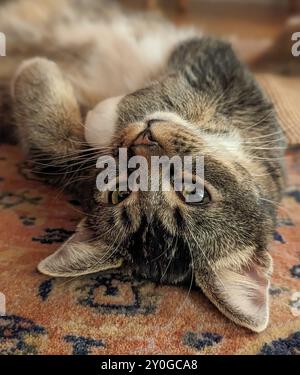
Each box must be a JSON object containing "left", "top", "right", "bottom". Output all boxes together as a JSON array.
[
  {"left": 105, "top": 188, "right": 131, "bottom": 205},
  {"left": 181, "top": 186, "right": 211, "bottom": 205}
]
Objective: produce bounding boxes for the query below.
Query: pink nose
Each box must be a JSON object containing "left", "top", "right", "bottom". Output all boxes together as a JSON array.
[{"left": 133, "top": 129, "right": 157, "bottom": 146}]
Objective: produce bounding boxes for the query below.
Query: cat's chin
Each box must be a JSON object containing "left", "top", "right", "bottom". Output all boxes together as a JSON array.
[
  {"left": 132, "top": 265, "right": 193, "bottom": 286},
  {"left": 129, "top": 243, "right": 193, "bottom": 286}
]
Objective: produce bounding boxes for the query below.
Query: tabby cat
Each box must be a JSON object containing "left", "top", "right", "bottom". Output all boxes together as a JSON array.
[{"left": 0, "top": 0, "right": 286, "bottom": 332}]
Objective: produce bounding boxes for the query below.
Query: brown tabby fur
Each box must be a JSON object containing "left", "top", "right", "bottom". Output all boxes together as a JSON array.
[{"left": 0, "top": 0, "right": 286, "bottom": 332}]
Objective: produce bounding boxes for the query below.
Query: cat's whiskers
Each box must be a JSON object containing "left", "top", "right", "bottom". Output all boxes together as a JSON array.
[
  {"left": 249, "top": 156, "right": 286, "bottom": 161},
  {"left": 30, "top": 161, "right": 93, "bottom": 175},
  {"left": 159, "top": 234, "right": 178, "bottom": 282},
  {"left": 52, "top": 175, "right": 91, "bottom": 202},
  {"left": 242, "top": 136, "right": 285, "bottom": 146},
  {"left": 243, "top": 129, "right": 285, "bottom": 142},
  {"left": 30, "top": 145, "right": 111, "bottom": 165},
  {"left": 31, "top": 145, "right": 108, "bottom": 160},
  {"left": 185, "top": 218, "right": 226, "bottom": 290},
  {"left": 92, "top": 226, "right": 125, "bottom": 264},
  {"left": 54, "top": 200, "right": 99, "bottom": 220},
  {"left": 241, "top": 109, "right": 275, "bottom": 132},
  {"left": 251, "top": 173, "right": 278, "bottom": 177},
  {"left": 45, "top": 151, "right": 113, "bottom": 201},
  {"left": 244, "top": 146, "right": 286, "bottom": 151},
  {"left": 207, "top": 80, "right": 233, "bottom": 111},
  {"left": 259, "top": 197, "right": 293, "bottom": 221},
  {"left": 151, "top": 229, "right": 176, "bottom": 263}
]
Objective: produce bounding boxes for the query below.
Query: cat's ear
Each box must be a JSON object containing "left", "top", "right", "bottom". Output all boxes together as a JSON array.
[
  {"left": 195, "top": 252, "right": 272, "bottom": 332},
  {"left": 37, "top": 219, "right": 123, "bottom": 277}
]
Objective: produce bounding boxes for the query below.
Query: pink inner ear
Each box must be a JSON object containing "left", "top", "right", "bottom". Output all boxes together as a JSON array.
[
  {"left": 244, "top": 264, "right": 269, "bottom": 306},
  {"left": 196, "top": 253, "right": 272, "bottom": 332},
  {"left": 215, "top": 260, "right": 271, "bottom": 331}
]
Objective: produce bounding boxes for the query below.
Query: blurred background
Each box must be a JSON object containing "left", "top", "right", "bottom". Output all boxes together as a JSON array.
[{"left": 119, "top": 0, "right": 300, "bottom": 70}]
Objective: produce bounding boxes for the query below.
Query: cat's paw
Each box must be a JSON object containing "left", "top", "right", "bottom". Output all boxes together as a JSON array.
[
  {"left": 11, "top": 57, "right": 59, "bottom": 99},
  {"left": 12, "top": 57, "right": 82, "bottom": 156}
]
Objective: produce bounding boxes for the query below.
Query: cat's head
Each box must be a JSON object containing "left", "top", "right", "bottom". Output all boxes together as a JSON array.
[{"left": 38, "top": 85, "right": 281, "bottom": 332}]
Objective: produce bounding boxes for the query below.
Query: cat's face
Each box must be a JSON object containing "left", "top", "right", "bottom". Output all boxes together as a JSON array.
[
  {"left": 38, "top": 95, "right": 276, "bottom": 332},
  {"left": 87, "top": 109, "right": 273, "bottom": 283}
]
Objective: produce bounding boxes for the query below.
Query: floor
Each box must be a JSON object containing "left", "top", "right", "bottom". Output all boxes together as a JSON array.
[{"left": 119, "top": 0, "right": 295, "bottom": 64}]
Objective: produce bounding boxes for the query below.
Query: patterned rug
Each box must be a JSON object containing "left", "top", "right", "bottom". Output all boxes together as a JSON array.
[{"left": 0, "top": 144, "right": 300, "bottom": 355}]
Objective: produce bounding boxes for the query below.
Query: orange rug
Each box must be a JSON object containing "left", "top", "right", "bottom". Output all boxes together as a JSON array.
[{"left": 0, "top": 144, "right": 300, "bottom": 355}]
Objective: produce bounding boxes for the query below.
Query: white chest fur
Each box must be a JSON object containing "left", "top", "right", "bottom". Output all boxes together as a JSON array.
[{"left": 84, "top": 95, "right": 124, "bottom": 147}]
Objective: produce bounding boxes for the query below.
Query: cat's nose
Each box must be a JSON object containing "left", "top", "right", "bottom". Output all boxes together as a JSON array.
[{"left": 132, "top": 129, "right": 158, "bottom": 147}]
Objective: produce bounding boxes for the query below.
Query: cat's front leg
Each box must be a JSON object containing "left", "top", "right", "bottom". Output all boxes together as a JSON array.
[{"left": 12, "top": 57, "right": 88, "bottom": 189}]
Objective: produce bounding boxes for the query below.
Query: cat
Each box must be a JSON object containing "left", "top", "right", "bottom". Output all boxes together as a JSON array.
[{"left": 0, "top": 0, "right": 286, "bottom": 332}]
